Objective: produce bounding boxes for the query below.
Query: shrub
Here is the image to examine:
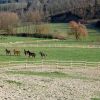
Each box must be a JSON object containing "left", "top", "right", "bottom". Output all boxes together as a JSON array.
[
  {"left": 69, "top": 21, "right": 88, "bottom": 40},
  {"left": 35, "top": 24, "right": 50, "bottom": 34},
  {"left": 0, "top": 12, "right": 19, "bottom": 34}
]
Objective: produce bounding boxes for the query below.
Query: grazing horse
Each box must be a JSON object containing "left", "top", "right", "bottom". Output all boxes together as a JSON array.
[
  {"left": 13, "top": 49, "right": 20, "bottom": 56},
  {"left": 5, "top": 49, "right": 11, "bottom": 55},
  {"left": 27, "top": 51, "right": 36, "bottom": 58},
  {"left": 24, "top": 49, "right": 29, "bottom": 56},
  {"left": 39, "top": 51, "right": 47, "bottom": 59}
]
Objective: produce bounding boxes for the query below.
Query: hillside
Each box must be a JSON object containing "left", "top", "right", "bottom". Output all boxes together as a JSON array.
[{"left": 0, "top": 0, "right": 100, "bottom": 22}]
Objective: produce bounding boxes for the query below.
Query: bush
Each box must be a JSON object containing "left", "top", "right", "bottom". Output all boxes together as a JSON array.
[
  {"left": 53, "top": 32, "right": 67, "bottom": 40},
  {"left": 54, "top": 35, "right": 66, "bottom": 40},
  {"left": 0, "top": 12, "right": 19, "bottom": 34},
  {"left": 35, "top": 24, "right": 50, "bottom": 34},
  {"left": 15, "top": 33, "right": 53, "bottom": 39}
]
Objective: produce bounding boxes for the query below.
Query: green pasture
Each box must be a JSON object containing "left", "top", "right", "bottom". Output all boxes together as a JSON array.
[
  {"left": 0, "top": 46, "right": 100, "bottom": 62},
  {"left": 0, "top": 23, "right": 100, "bottom": 62}
]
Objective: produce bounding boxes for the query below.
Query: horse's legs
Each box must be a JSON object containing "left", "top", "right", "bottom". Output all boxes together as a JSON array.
[
  {"left": 33, "top": 55, "right": 35, "bottom": 58},
  {"left": 10, "top": 52, "right": 11, "bottom": 56},
  {"left": 13, "top": 51, "right": 15, "bottom": 56}
]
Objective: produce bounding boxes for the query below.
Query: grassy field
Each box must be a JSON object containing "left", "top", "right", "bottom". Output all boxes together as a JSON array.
[
  {"left": 0, "top": 23, "right": 100, "bottom": 62},
  {"left": 0, "top": 47, "right": 100, "bottom": 62},
  {"left": 0, "top": 37, "right": 100, "bottom": 62},
  {"left": 0, "top": 23, "right": 100, "bottom": 100}
]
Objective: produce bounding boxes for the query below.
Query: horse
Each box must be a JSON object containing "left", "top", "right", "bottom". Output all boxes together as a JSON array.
[
  {"left": 39, "top": 51, "right": 47, "bottom": 59},
  {"left": 27, "top": 51, "right": 36, "bottom": 58},
  {"left": 13, "top": 49, "right": 20, "bottom": 56},
  {"left": 5, "top": 49, "right": 11, "bottom": 55},
  {"left": 24, "top": 49, "right": 29, "bottom": 56}
]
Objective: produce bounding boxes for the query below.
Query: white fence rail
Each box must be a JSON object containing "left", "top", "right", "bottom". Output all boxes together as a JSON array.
[
  {"left": 0, "top": 60, "right": 100, "bottom": 68},
  {"left": 0, "top": 42, "right": 100, "bottom": 48}
]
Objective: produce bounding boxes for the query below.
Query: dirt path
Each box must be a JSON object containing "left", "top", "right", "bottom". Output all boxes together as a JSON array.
[{"left": 0, "top": 65, "right": 100, "bottom": 100}]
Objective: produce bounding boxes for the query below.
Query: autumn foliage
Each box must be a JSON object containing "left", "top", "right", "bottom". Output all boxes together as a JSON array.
[
  {"left": 69, "top": 21, "right": 88, "bottom": 40},
  {"left": 35, "top": 24, "right": 50, "bottom": 34},
  {"left": 0, "top": 12, "right": 19, "bottom": 34}
]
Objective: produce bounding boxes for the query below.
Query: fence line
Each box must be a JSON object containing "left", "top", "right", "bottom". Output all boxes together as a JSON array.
[
  {"left": 0, "top": 42, "right": 100, "bottom": 48},
  {"left": 0, "top": 60, "right": 100, "bottom": 68}
]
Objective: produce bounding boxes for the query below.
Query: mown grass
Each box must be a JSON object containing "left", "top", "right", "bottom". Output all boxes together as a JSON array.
[
  {"left": 91, "top": 98, "right": 100, "bottom": 100},
  {"left": 7, "top": 71, "right": 67, "bottom": 78},
  {"left": 0, "top": 35, "right": 46, "bottom": 43},
  {"left": 7, "top": 71, "right": 100, "bottom": 81},
  {"left": 0, "top": 47, "right": 100, "bottom": 62},
  {"left": 5, "top": 80, "right": 22, "bottom": 86}
]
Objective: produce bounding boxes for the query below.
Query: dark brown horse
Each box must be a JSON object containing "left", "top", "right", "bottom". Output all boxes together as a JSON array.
[
  {"left": 5, "top": 49, "right": 11, "bottom": 55},
  {"left": 24, "top": 49, "right": 29, "bottom": 56},
  {"left": 27, "top": 51, "right": 36, "bottom": 58},
  {"left": 13, "top": 49, "right": 20, "bottom": 56},
  {"left": 39, "top": 51, "right": 47, "bottom": 59}
]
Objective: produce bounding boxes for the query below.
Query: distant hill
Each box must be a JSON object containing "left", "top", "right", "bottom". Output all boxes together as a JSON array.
[{"left": 0, "top": 0, "right": 100, "bottom": 22}]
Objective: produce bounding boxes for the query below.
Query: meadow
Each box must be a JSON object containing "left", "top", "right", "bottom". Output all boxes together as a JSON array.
[
  {"left": 0, "top": 23, "right": 100, "bottom": 62},
  {"left": 0, "top": 23, "right": 100, "bottom": 100}
]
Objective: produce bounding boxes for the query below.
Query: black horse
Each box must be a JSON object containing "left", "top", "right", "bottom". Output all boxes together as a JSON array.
[
  {"left": 5, "top": 49, "right": 11, "bottom": 55},
  {"left": 27, "top": 51, "right": 36, "bottom": 58},
  {"left": 39, "top": 51, "right": 47, "bottom": 59},
  {"left": 24, "top": 49, "right": 29, "bottom": 56}
]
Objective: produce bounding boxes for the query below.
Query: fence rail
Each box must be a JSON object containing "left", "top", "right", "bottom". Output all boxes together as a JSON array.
[
  {"left": 0, "top": 60, "right": 100, "bottom": 68},
  {"left": 0, "top": 42, "right": 100, "bottom": 48}
]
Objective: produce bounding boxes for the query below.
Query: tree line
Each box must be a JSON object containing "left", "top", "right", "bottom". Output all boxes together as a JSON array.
[
  {"left": 0, "top": 11, "right": 88, "bottom": 40},
  {"left": 0, "top": 0, "right": 100, "bottom": 20}
]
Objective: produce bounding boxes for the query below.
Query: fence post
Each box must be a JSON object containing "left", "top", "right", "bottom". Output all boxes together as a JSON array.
[
  {"left": 25, "top": 60, "right": 27, "bottom": 68},
  {"left": 56, "top": 60, "right": 58, "bottom": 70},
  {"left": 36, "top": 40, "right": 39, "bottom": 47},
  {"left": 84, "top": 61, "right": 87, "bottom": 68},
  {"left": 98, "top": 62, "right": 100, "bottom": 68},
  {"left": 71, "top": 60, "right": 73, "bottom": 68},
  {"left": 42, "top": 60, "right": 43, "bottom": 67},
  {"left": 9, "top": 61, "right": 11, "bottom": 67}
]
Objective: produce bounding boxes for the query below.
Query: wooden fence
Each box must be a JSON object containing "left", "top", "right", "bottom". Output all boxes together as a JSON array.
[{"left": 0, "top": 60, "right": 100, "bottom": 68}]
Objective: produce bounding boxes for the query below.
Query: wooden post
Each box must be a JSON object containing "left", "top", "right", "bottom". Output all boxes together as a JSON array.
[
  {"left": 71, "top": 60, "right": 73, "bottom": 68},
  {"left": 25, "top": 60, "right": 27, "bottom": 68},
  {"left": 85, "top": 61, "right": 87, "bottom": 68},
  {"left": 42, "top": 60, "right": 43, "bottom": 67}
]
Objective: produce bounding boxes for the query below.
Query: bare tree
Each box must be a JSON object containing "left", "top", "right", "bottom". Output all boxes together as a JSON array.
[{"left": 26, "top": 10, "right": 44, "bottom": 24}]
